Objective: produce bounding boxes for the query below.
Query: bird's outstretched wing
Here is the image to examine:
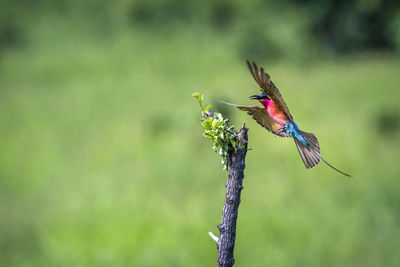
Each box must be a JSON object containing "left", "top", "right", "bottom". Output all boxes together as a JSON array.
[
  {"left": 236, "top": 105, "right": 289, "bottom": 137},
  {"left": 246, "top": 60, "right": 293, "bottom": 121}
]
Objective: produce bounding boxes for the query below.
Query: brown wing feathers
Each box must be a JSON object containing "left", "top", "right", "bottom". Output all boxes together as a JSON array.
[
  {"left": 246, "top": 60, "right": 293, "bottom": 121},
  {"left": 236, "top": 105, "right": 289, "bottom": 137},
  {"left": 246, "top": 60, "right": 270, "bottom": 88}
]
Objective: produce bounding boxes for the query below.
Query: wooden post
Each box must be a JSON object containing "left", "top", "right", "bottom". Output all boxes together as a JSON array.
[{"left": 216, "top": 125, "right": 248, "bottom": 267}]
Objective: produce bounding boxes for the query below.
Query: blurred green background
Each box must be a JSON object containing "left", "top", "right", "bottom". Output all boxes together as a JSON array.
[{"left": 1, "top": 0, "right": 400, "bottom": 266}]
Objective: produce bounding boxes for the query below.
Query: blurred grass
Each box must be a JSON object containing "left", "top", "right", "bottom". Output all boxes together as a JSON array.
[{"left": 1, "top": 14, "right": 400, "bottom": 267}]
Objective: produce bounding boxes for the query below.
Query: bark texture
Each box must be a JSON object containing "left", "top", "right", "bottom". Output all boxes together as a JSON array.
[{"left": 217, "top": 125, "right": 248, "bottom": 267}]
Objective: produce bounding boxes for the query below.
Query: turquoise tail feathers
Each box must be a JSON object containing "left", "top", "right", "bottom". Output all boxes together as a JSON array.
[
  {"left": 285, "top": 121, "right": 321, "bottom": 168},
  {"left": 285, "top": 121, "right": 308, "bottom": 146},
  {"left": 287, "top": 122, "right": 351, "bottom": 176}
]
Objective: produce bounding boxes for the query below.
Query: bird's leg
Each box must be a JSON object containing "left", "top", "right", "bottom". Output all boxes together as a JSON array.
[{"left": 274, "top": 127, "right": 286, "bottom": 136}]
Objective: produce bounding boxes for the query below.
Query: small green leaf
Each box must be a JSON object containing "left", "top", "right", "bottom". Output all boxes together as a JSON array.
[
  {"left": 204, "top": 104, "right": 212, "bottom": 112},
  {"left": 230, "top": 138, "right": 235, "bottom": 148},
  {"left": 192, "top": 92, "right": 204, "bottom": 110}
]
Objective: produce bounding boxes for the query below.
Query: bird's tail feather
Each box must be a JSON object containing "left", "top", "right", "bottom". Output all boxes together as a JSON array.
[
  {"left": 319, "top": 157, "right": 351, "bottom": 177},
  {"left": 294, "top": 131, "right": 320, "bottom": 169},
  {"left": 294, "top": 130, "right": 351, "bottom": 177}
]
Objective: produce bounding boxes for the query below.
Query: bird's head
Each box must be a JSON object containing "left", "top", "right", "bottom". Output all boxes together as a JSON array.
[
  {"left": 249, "top": 92, "right": 270, "bottom": 101},
  {"left": 249, "top": 92, "right": 271, "bottom": 107}
]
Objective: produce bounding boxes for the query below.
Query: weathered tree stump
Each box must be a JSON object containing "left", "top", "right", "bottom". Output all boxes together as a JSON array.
[{"left": 216, "top": 125, "right": 248, "bottom": 267}]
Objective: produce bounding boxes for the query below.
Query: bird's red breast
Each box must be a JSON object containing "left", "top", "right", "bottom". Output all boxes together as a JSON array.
[{"left": 259, "top": 99, "right": 289, "bottom": 126}]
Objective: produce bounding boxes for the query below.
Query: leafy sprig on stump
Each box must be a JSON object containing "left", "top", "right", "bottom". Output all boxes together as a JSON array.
[{"left": 192, "top": 92, "right": 241, "bottom": 169}]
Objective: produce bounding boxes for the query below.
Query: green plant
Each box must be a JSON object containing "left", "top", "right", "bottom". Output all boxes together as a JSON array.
[{"left": 192, "top": 92, "right": 240, "bottom": 169}]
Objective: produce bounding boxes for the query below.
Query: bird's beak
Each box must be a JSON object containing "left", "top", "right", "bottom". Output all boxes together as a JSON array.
[{"left": 249, "top": 94, "right": 261, "bottom": 100}]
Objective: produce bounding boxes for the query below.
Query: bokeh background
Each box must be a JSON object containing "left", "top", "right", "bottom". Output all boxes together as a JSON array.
[{"left": 1, "top": 0, "right": 400, "bottom": 266}]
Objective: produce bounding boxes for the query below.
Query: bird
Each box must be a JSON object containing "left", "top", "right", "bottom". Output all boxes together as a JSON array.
[{"left": 226, "top": 60, "right": 350, "bottom": 177}]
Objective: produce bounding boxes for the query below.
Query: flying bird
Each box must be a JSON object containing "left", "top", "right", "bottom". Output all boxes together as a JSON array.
[{"left": 228, "top": 61, "right": 350, "bottom": 176}]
